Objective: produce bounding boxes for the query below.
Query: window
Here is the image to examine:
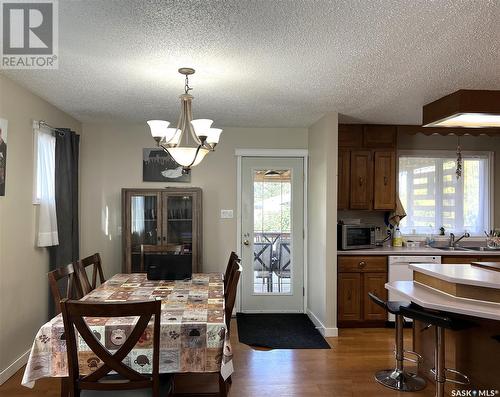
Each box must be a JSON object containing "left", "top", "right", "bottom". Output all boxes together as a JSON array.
[
  {"left": 398, "top": 151, "right": 492, "bottom": 236},
  {"left": 33, "top": 122, "right": 58, "bottom": 247}
]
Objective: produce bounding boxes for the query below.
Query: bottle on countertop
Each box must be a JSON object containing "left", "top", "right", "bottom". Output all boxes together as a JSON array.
[{"left": 392, "top": 227, "right": 403, "bottom": 247}]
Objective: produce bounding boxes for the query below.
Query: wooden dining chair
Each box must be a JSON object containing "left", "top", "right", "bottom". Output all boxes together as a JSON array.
[
  {"left": 225, "top": 260, "right": 242, "bottom": 332},
  {"left": 48, "top": 263, "right": 84, "bottom": 315},
  {"left": 60, "top": 299, "right": 173, "bottom": 397},
  {"left": 78, "top": 253, "right": 106, "bottom": 295},
  {"left": 223, "top": 251, "right": 238, "bottom": 291}
]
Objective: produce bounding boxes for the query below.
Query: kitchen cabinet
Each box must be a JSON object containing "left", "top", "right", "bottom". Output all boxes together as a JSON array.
[
  {"left": 363, "top": 125, "right": 397, "bottom": 148},
  {"left": 337, "top": 124, "right": 397, "bottom": 211},
  {"left": 338, "top": 273, "right": 362, "bottom": 321},
  {"left": 442, "top": 255, "right": 500, "bottom": 264},
  {"left": 337, "top": 150, "right": 351, "bottom": 210},
  {"left": 363, "top": 273, "right": 388, "bottom": 320},
  {"left": 338, "top": 124, "right": 363, "bottom": 147},
  {"left": 350, "top": 151, "right": 373, "bottom": 210},
  {"left": 122, "top": 188, "right": 202, "bottom": 273},
  {"left": 338, "top": 255, "right": 387, "bottom": 327},
  {"left": 373, "top": 151, "right": 396, "bottom": 210}
]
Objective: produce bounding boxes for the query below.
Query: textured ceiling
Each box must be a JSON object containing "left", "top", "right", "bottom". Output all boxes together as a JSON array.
[{"left": 2, "top": 0, "right": 500, "bottom": 127}]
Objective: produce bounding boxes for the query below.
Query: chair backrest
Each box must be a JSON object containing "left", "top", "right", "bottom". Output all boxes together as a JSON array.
[
  {"left": 78, "top": 253, "right": 106, "bottom": 295},
  {"left": 277, "top": 240, "right": 291, "bottom": 273},
  {"left": 253, "top": 242, "right": 272, "bottom": 271},
  {"left": 224, "top": 251, "right": 238, "bottom": 290},
  {"left": 225, "top": 261, "right": 242, "bottom": 331},
  {"left": 60, "top": 299, "right": 161, "bottom": 396},
  {"left": 48, "top": 264, "right": 84, "bottom": 315}
]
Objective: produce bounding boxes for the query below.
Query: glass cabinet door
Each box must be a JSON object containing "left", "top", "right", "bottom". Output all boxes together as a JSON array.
[
  {"left": 130, "top": 194, "right": 160, "bottom": 272},
  {"left": 164, "top": 195, "right": 193, "bottom": 255}
]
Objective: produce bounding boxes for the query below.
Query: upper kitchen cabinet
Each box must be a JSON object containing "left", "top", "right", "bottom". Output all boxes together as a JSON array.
[
  {"left": 363, "top": 125, "right": 397, "bottom": 148},
  {"left": 350, "top": 151, "right": 373, "bottom": 210},
  {"left": 338, "top": 149, "right": 351, "bottom": 210},
  {"left": 338, "top": 124, "right": 363, "bottom": 147},
  {"left": 337, "top": 124, "right": 397, "bottom": 211},
  {"left": 373, "top": 151, "right": 396, "bottom": 210}
]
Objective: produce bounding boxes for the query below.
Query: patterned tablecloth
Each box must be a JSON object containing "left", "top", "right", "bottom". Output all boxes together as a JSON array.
[{"left": 22, "top": 273, "right": 233, "bottom": 388}]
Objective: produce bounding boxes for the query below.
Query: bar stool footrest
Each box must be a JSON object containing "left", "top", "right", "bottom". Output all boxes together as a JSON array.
[{"left": 430, "top": 367, "right": 470, "bottom": 385}]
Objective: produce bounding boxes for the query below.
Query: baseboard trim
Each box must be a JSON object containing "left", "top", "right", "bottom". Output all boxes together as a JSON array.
[
  {"left": 307, "top": 309, "right": 339, "bottom": 337},
  {"left": 0, "top": 349, "right": 30, "bottom": 385}
]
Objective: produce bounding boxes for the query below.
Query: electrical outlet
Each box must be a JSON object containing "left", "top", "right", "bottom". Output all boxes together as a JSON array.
[{"left": 220, "top": 209, "right": 233, "bottom": 219}]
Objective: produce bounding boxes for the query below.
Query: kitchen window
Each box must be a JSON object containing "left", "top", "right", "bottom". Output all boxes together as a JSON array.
[{"left": 398, "top": 151, "right": 493, "bottom": 236}]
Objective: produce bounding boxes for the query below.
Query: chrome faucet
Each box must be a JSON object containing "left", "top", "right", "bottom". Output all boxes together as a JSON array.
[{"left": 449, "top": 232, "right": 470, "bottom": 247}]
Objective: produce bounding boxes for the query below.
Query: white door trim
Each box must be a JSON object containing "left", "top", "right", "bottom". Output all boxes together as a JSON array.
[{"left": 235, "top": 149, "right": 308, "bottom": 314}]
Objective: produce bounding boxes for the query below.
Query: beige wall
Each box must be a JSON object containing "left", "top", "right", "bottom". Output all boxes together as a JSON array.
[
  {"left": 80, "top": 123, "right": 308, "bottom": 277},
  {"left": 0, "top": 75, "right": 81, "bottom": 376},
  {"left": 398, "top": 132, "right": 500, "bottom": 227},
  {"left": 307, "top": 113, "right": 338, "bottom": 334}
]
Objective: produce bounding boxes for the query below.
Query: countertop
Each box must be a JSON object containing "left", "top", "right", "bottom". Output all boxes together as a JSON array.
[
  {"left": 410, "top": 263, "right": 500, "bottom": 289},
  {"left": 385, "top": 281, "right": 500, "bottom": 321},
  {"left": 338, "top": 246, "right": 500, "bottom": 256}
]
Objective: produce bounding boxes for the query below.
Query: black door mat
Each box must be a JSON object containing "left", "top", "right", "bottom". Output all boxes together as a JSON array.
[{"left": 236, "top": 313, "right": 331, "bottom": 349}]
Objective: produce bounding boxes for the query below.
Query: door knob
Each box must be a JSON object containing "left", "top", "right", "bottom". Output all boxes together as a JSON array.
[{"left": 243, "top": 239, "right": 250, "bottom": 246}]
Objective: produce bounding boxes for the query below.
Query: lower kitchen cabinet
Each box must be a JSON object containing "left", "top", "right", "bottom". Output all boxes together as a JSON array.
[
  {"left": 338, "top": 273, "right": 362, "bottom": 322},
  {"left": 338, "top": 256, "right": 388, "bottom": 327}
]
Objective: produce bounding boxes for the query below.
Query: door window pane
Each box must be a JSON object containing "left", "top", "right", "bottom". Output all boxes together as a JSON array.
[{"left": 253, "top": 169, "right": 292, "bottom": 294}]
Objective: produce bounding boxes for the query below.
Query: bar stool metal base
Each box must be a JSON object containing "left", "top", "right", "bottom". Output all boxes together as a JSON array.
[{"left": 375, "top": 369, "right": 427, "bottom": 392}]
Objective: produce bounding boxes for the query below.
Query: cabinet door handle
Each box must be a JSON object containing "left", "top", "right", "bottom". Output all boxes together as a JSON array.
[
  {"left": 384, "top": 176, "right": 388, "bottom": 185},
  {"left": 358, "top": 261, "right": 366, "bottom": 268},
  {"left": 157, "top": 236, "right": 161, "bottom": 242},
  {"left": 359, "top": 177, "right": 363, "bottom": 186}
]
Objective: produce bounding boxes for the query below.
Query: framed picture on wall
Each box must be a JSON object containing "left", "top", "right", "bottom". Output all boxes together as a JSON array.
[
  {"left": 0, "top": 118, "right": 7, "bottom": 196},
  {"left": 143, "top": 148, "right": 190, "bottom": 182}
]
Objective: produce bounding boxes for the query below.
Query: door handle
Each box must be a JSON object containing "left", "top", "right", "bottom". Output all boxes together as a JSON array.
[{"left": 243, "top": 239, "right": 250, "bottom": 246}]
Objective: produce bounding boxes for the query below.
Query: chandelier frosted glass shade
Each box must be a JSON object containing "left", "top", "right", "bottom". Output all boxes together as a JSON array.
[
  {"left": 147, "top": 120, "right": 181, "bottom": 146},
  {"left": 147, "top": 68, "right": 222, "bottom": 173},
  {"left": 168, "top": 147, "right": 209, "bottom": 167}
]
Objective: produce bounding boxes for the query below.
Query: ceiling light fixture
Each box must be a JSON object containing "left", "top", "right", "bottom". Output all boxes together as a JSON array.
[
  {"left": 422, "top": 90, "right": 500, "bottom": 128},
  {"left": 147, "top": 68, "right": 222, "bottom": 174}
]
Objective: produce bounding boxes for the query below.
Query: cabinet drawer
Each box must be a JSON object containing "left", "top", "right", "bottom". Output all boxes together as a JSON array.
[{"left": 338, "top": 256, "right": 387, "bottom": 272}]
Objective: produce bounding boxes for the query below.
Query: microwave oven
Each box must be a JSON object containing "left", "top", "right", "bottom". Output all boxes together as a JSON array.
[{"left": 338, "top": 224, "right": 376, "bottom": 250}]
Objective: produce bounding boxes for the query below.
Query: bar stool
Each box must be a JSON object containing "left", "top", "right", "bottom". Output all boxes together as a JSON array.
[
  {"left": 399, "top": 305, "right": 473, "bottom": 397},
  {"left": 368, "top": 293, "right": 427, "bottom": 392}
]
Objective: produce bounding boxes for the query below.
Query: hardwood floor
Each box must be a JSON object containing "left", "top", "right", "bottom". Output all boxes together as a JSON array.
[{"left": 0, "top": 322, "right": 436, "bottom": 397}]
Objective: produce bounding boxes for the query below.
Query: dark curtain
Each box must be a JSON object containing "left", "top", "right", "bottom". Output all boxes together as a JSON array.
[{"left": 48, "top": 129, "right": 80, "bottom": 317}]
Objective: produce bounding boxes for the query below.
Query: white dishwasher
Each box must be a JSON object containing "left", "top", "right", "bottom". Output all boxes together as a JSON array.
[{"left": 387, "top": 255, "right": 441, "bottom": 322}]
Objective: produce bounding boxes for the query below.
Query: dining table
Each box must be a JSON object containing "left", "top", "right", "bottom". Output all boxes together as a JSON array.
[{"left": 22, "top": 273, "right": 233, "bottom": 388}]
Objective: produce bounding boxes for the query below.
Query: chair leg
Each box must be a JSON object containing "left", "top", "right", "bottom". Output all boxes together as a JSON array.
[{"left": 218, "top": 374, "right": 228, "bottom": 397}]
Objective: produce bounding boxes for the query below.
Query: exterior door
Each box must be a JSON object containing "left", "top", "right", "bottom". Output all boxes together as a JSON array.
[{"left": 240, "top": 157, "right": 304, "bottom": 313}]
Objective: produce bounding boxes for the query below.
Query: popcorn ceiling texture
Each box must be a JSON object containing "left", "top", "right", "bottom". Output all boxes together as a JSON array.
[{"left": 3, "top": 0, "right": 500, "bottom": 127}]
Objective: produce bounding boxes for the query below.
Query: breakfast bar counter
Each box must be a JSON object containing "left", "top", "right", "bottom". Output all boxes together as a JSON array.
[{"left": 385, "top": 263, "right": 500, "bottom": 393}]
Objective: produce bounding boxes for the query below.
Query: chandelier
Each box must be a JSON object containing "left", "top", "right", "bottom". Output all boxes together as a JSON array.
[{"left": 147, "top": 68, "right": 222, "bottom": 174}]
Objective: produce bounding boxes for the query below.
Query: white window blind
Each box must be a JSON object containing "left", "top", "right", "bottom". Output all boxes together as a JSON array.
[{"left": 398, "top": 151, "right": 492, "bottom": 236}]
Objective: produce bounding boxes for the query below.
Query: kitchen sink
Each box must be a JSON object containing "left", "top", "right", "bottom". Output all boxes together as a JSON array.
[
  {"left": 459, "top": 246, "right": 500, "bottom": 252},
  {"left": 435, "top": 247, "right": 471, "bottom": 251}
]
